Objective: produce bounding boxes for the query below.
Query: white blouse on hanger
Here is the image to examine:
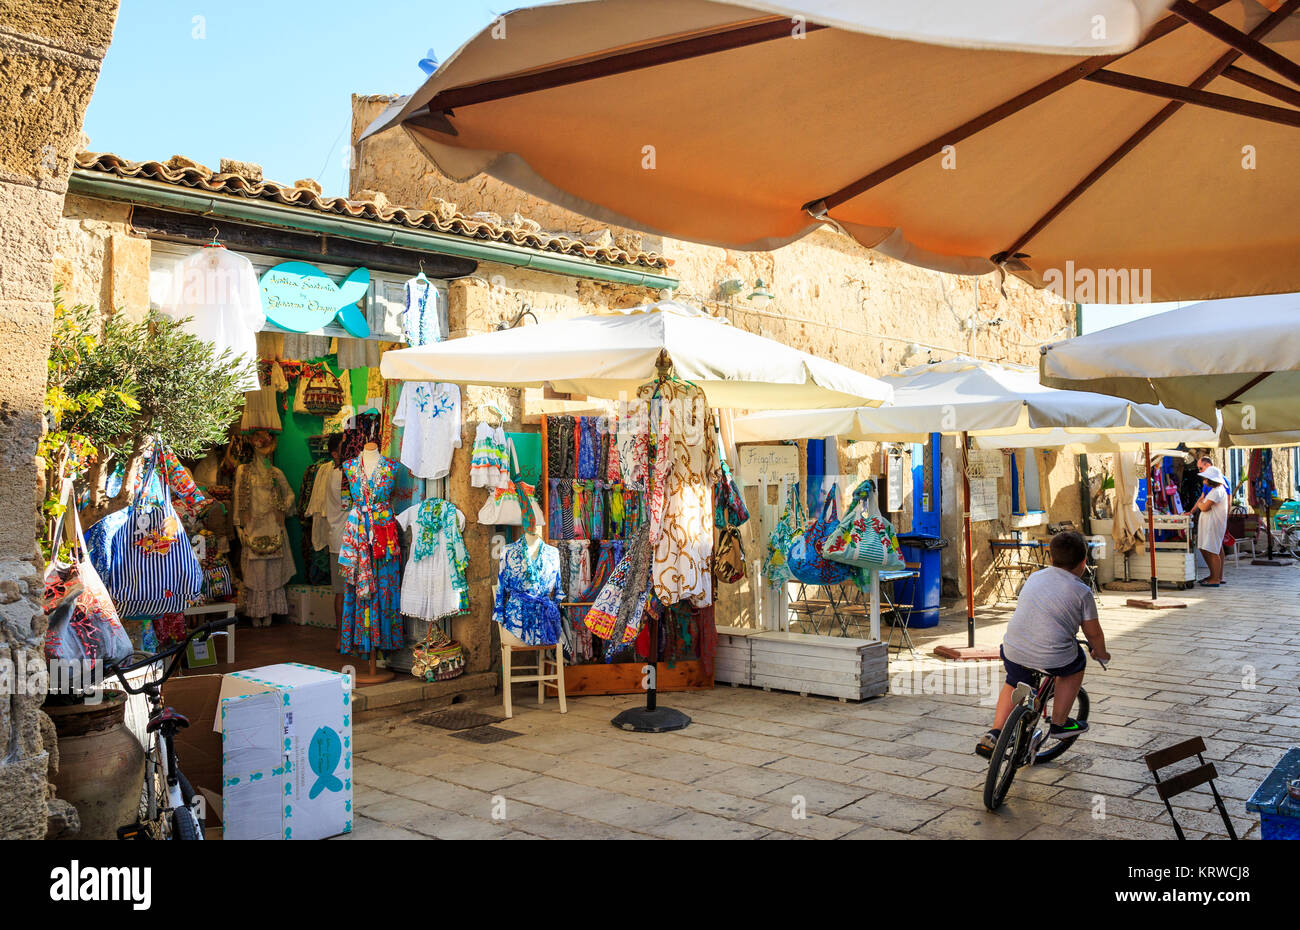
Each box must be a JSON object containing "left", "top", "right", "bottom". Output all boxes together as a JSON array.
[
  {"left": 392, "top": 382, "right": 462, "bottom": 479},
  {"left": 403, "top": 276, "right": 445, "bottom": 346},
  {"left": 160, "top": 248, "right": 265, "bottom": 392}
]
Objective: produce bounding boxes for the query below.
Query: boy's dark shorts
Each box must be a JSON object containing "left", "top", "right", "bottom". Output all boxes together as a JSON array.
[{"left": 1001, "top": 644, "right": 1087, "bottom": 688}]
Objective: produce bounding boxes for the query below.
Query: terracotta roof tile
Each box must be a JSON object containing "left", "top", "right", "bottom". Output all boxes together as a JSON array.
[{"left": 73, "top": 151, "right": 670, "bottom": 270}]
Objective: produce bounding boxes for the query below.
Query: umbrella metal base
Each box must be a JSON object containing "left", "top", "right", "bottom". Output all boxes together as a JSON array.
[
  {"left": 933, "top": 645, "right": 1000, "bottom": 661},
  {"left": 1251, "top": 558, "right": 1291, "bottom": 567},
  {"left": 1125, "top": 598, "right": 1188, "bottom": 610},
  {"left": 611, "top": 706, "right": 691, "bottom": 733}
]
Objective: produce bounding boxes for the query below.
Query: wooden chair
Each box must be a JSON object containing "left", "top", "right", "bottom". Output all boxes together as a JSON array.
[
  {"left": 499, "top": 627, "right": 566, "bottom": 720},
  {"left": 1143, "top": 736, "right": 1238, "bottom": 840}
]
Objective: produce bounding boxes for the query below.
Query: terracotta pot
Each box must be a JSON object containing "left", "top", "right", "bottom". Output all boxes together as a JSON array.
[{"left": 46, "top": 691, "right": 146, "bottom": 840}]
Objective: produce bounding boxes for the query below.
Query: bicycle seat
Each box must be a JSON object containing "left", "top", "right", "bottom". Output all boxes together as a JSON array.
[{"left": 146, "top": 708, "right": 190, "bottom": 733}]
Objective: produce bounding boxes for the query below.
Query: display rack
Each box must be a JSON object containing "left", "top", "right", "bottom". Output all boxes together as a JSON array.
[
  {"left": 1123, "top": 512, "right": 1196, "bottom": 589},
  {"left": 538, "top": 414, "right": 713, "bottom": 697}
]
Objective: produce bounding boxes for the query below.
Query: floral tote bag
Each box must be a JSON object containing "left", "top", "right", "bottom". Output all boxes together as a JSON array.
[{"left": 786, "top": 488, "right": 856, "bottom": 586}]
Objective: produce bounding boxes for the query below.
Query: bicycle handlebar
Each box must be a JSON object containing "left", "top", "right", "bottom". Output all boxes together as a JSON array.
[
  {"left": 1077, "top": 639, "right": 1108, "bottom": 671},
  {"left": 104, "top": 615, "right": 238, "bottom": 694}
]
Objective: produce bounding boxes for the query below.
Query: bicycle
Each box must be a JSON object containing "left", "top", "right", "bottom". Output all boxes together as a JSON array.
[
  {"left": 983, "top": 641, "right": 1106, "bottom": 812},
  {"left": 105, "top": 616, "right": 237, "bottom": 840}
]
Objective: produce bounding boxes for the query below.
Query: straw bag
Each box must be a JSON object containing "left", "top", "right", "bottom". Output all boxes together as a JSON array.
[
  {"left": 411, "top": 626, "right": 466, "bottom": 681},
  {"left": 301, "top": 367, "right": 345, "bottom": 416}
]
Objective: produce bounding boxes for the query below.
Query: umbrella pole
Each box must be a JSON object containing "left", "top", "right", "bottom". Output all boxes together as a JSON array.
[
  {"left": 962, "top": 432, "right": 976, "bottom": 649},
  {"left": 1146, "top": 442, "right": 1158, "bottom": 602},
  {"left": 1127, "top": 442, "right": 1187, "bottom": 610},
  {"left": 612, "top": 356, "right": 691, "bottom": 733}
]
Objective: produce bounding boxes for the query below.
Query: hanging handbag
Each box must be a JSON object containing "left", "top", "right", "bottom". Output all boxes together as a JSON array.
[
  {"left": 712, "top": 526, "right": 747, "bottom": 584},
  {"left": 786, "top": 488, "right": 856, "bottom": 586},
  {"left": 301, "top": 366, "right": 345, "bottom": 416},
  {"left": 93, "top": 444, "right": 205, "bottom": 616},
  {"left": 44, "top": 479, "right": 134, "bottom": 664},
  {"left": 476, "top": 439, "right": 544, "bottom": 528},
  {"left": 822, "top": 479, "right": 906, "bottom": 571},
  {"left": 712, "top": 423, "right": 749, "bottom": 529},
  {"left": 763, "top": 482, "right": 803, "bottom": 589}
]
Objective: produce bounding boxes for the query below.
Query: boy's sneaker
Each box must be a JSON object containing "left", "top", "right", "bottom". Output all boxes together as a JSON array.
[
  {"left": 974, "top": 729, "right": 1000, "bottom": 758},
  {"left": 1048, "top": 718, "right": 1089, "bottom": 739}
]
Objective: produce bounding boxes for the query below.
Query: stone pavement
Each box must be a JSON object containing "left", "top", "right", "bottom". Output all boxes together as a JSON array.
[{"left": 343, "top": 560, "right": 1300, "bottom": 839}]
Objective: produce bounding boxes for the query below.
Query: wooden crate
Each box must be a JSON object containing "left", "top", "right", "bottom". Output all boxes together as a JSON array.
[
  {"left": 1121, "top": 550, "right": 1196, "bottom": 588},
  {"left": 715, "top": 626, "right": 762, "bottom": 686},
  {"left": 749, "top": 631, "right": 888, "bottom": 701}
]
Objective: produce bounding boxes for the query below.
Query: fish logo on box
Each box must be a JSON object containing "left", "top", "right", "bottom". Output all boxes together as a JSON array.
[{"left": 308, "top": 726, "right": 344, "bottom": 800}]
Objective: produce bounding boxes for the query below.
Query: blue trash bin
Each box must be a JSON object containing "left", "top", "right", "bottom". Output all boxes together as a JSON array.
[{"left": 894, "top": 534, "right": 948, "bottom": 628}]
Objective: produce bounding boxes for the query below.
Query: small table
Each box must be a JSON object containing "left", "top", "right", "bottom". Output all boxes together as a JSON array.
[
  {"left": 182, "top": 602, "right": 237, "bottom": 665},
  {"left": 878, "top": 569, "right": 918, "bottom": 656},
  {"left": 1246, "top": 748, "right": 1300, "bottom": 840},
  {"left": 989, "top": 539, "right": 1045, "bottom": 600}
]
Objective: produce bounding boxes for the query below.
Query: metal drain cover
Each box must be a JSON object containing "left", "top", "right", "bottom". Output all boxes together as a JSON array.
[
  {"left": 413, "top": 709, "right": 505, "bottom": 731},
  {"left": 450, "top": 726, "right": 522, "bottom": 744}
]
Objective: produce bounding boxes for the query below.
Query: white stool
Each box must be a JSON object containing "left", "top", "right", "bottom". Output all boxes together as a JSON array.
[
  {"left": 182, "top": 603, "right": 237, "bottom": 664},
  {"left": 499, "top": 627, "right": 566, "bottom": 719}
]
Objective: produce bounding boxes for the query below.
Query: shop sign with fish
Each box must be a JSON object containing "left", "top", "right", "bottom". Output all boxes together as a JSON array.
[{"left": 259, "top": 261, "right": 371, "bottom": 337}]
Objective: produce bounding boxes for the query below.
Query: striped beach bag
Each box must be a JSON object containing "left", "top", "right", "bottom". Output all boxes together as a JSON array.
[{"left": 92, "top": 446, "right": 204, "bottom": 616}]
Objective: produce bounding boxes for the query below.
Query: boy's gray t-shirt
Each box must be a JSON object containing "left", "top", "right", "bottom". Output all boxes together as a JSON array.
[{"left": 1001, "top": 566, "right": 1098, "bottom": 671}]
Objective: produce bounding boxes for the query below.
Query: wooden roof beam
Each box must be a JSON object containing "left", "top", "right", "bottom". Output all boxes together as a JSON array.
[
  {"left": 1170, "top": 0, "right": 1300, "bottom": 89},
  {"left": 804, "top": 0, "right": 1231, "bottom": 214}
]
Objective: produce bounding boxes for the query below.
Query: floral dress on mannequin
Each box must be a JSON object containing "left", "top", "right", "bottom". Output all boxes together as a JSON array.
[
  {"left": 233, "top": 455, "right": 296, "bottom": 625},
  {"left": 338, "top": 454, "right": 404, "bottom": 654}
]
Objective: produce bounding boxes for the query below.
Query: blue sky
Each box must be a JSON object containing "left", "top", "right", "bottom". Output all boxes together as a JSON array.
[{"left": 83, "top": 0, "right": 545, "bottom": 197}]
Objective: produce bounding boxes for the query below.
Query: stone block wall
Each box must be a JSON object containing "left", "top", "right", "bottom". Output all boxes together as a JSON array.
[{"left": 0, "top": 0, "right": 119, "bottom": 840}]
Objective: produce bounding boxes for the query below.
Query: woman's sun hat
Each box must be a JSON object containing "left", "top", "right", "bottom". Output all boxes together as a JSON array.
[{"left": 1198, "top": 465, "right": 1227, "bottom": 486}]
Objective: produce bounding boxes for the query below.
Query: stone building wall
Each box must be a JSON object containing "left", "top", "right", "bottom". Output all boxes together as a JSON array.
[
  {"left": 0, "top": 0, "right": 120, "bottom": 840},
  {"left": 349, "top": 94, "right": 1083, "bottom": 629}
]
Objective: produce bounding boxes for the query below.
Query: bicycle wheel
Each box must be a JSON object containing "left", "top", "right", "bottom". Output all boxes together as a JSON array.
[
  {"left": 1034, "top": 687, "right": 1090, "bottom": 764},
  {"left": 983, "top": 704, "right": 1032, "bottom": 811},
  {"left": 171, "top": 804, "right": 200, "bottom": 841}
]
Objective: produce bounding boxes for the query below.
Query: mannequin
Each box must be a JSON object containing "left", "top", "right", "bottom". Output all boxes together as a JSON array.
[
  {"left": 338, "top": 437, "right": 402, "bottom": 684},
  {"left": 233, "top": 430, "right": 295, "bottom": 627}
]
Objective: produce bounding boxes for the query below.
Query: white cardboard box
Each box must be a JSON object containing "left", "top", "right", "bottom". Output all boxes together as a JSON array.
[
  {"left": 218, "top": 663, "right": 353, "bottom": 840},
  {"left": 287, "top": 584, "right": 338, "bottom": 629}
]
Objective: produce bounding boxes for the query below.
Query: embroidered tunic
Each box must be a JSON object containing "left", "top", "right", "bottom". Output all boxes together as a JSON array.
[
  {"left": 492, "top": 538, "right": 564, "bottom": 646},
  {"left": 392, "top": 381, "right": 462, "bottom": 479},
  {"left": 396, "top": 500, "right": 469, "bottom": 621},
  {"left": 338, "top": 454, "right": 403, "bottom": 654}
]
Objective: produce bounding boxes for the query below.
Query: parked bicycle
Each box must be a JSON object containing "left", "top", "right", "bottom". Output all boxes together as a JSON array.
[
  {"left": 983, "top": 640, "right": 1106, "bottom": 811},
  {"left": 105, "top": 616, "right": 237, "bottom": 840}
]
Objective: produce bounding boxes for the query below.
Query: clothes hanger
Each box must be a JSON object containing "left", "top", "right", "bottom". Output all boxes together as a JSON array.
[
  {"left": 415, "top": 258, "right": 428, "bottom": 282},
  {"left": 476, "top": 403, "right": 506, "bottom": 425},
  {"left": 203, "top": 225, "right": 225, "bottom": 249}
]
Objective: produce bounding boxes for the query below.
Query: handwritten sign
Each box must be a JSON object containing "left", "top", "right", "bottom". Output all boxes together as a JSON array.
[
  {"left": 966, "top": 449, "right": 1005, "bottom": 479},
  {"left": 259, "top": 261, "right": 371, "bottom": 337},
  {"left": 887, "top": 452, "right": 905, "bottom": 513},
  {"left": 969, "top": 477, "right": 999, "bottom": 522},
  {"left": 738, "top": 445, "right": 799, "bottom": 486}
]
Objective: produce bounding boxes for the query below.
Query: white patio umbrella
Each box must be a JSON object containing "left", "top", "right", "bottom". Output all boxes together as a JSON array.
[
  {"left": 379, "top": 300, "right": 893, "bottom": 409},
  {"left": 732, "top": 357, "right": 1216, "bottom": 648},
  {"left": 363, "top": 0, "right": 1300, "bottom": 300},
  {"left": 732, "top": 357, "right": 1214, "bottom": 443},
  {"left": 1040, "top": 293, "right": 1300, "bottom": 447}
]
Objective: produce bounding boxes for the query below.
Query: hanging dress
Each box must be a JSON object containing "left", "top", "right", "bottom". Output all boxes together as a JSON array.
[
  {"left": 158, "top": 248, "right": 265, "bottom": 393},
  {"left": 396, "top": 500, "right": 469, "bottom": 621},
  {"left": 338, "top": 454, "right": 404, "bottom": 654},
  {"left": 392, "top": 382, "right": 462, "bottom": 479},
  {"left": 470, "top": 422, "right": 511, "bottom": 488},
  {"left": 233, "top": 457, "right": 296, "bottom": 620},
  {"left": 240, "top": 360, "right": 288, "bottom": 434}
]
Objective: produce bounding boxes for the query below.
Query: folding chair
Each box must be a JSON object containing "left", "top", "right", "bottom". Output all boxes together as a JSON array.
[
  {"left": 1143, "top": 736, "right": 1238, "bottom": 840},
  {"left": 880, "top": 567, "right": 918, "bottom": 657}
]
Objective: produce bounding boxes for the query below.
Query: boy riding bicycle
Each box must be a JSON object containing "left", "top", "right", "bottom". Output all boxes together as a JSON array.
[{"left": 976, "top": 530, "right": 1110, "bottom": 758}]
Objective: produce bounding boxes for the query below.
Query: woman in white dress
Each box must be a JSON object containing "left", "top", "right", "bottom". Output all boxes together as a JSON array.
[{"left": 1193, "top": 464, "right": 1230, "bottom": 587}]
